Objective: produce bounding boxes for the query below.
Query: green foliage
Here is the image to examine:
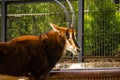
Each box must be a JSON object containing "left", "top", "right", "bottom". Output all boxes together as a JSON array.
[
  {"left": 84, "top": 0, "right": 120, "bottom": 56},
  {"left": 2, "top": 0, "right": 120, "bottom": 57},
  {"left": 5, "top": 1, "right": 78, "bottom": 41},
  {"left": 0, "top": 1, "right": 78, "bottom": 59},
  {"left": 0, "top": 1, "right": 76, "bottom": 60}
]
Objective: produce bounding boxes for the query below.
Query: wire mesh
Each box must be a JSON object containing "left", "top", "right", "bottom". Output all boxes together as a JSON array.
[
  {"left": 0, "top": 0, "right": 120, "bottom": 62},
  {"left": 6, "top": 1, "right": 65, "bottom": 40},
  {"left": 0, "top": 0, "right": 78, "bottom": 62},
  {"left": 84, "top": 0, "right": 120, "bottom": 59}
]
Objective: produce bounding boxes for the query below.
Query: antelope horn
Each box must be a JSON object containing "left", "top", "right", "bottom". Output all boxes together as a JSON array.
[
  {"left": 66, "top": 0, "right": 75, "bottom": 28},
  {"left": 54, "top": 0, "right": 71, "bottom": 28}
]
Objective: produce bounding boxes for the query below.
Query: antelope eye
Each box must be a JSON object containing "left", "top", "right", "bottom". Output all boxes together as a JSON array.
[{"left": 66, "top": 32, "right": 69, "bottom": 39}]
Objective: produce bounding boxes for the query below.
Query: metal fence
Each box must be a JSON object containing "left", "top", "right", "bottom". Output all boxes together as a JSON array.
[
  {"left": 1, "top": 0, "right": 76, "bottom": 41},
  {"left": 0, "top": 0, "right": 120, "bottom": 62},
  {"left": 0, "top": 0, "right": 80, "bottom": 61},
  {"left": 48, "top": 68, "right": 120, "bottom": 80},
  {"left": 83, "top": 0, "right": 120, "bottom": 61}
]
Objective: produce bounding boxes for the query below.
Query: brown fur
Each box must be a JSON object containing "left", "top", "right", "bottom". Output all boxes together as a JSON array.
[{"left": 0, "top": 30, "right": 66, "bottom": 80}]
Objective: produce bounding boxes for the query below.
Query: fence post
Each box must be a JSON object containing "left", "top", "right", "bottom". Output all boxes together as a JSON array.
[
  {"left": 1, "top": 0, "right": 7, "bottom": 42},
  {"left": 78, "top": 0, "right": 84, "bottom": 62}
]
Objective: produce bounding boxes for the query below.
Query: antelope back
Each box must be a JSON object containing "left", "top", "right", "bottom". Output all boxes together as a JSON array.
[{"left": 50, "top": 23, "right": 80, "bottom": 55}]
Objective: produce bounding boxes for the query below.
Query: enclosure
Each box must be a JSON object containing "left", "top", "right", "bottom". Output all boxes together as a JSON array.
[
  {"left": 0, "top": 0, "right": 120, "bottom": 80},
  {"left": 1, "top": 0, "right": 120, "bottom": 62}
]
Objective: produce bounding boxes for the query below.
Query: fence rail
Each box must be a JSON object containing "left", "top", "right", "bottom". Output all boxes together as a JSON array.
[{"left": 48, "top": 68, "right": 120, "bottom": 80}]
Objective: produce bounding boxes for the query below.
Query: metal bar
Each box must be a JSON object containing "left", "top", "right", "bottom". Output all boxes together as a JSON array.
[
  {"left": 2, "top": 0, "right": 78, "bottom": 4},
  {"left": 78, "top": 0, "right": 84, "bottom": 62},
  {"left": 1, "top": 13, "right": 55, "bottom": 17},
  {"left": 1, "top": 0, "right": 7, "bottom": 42},
  {"left": 49, "top": 68, "right": 120, "bottom": 80}
]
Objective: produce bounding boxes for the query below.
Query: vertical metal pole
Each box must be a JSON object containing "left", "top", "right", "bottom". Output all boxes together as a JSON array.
[
  {"left": 78, "top": 0, "right": 84, "bottom": 62},
  {"left": 1, "top": 0, "right": 7, "bottom": 42}
]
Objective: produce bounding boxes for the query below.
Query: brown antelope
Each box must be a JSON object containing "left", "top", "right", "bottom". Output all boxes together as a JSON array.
[{"left": 0, "top": 0, "right": 80, "bottom": 80}]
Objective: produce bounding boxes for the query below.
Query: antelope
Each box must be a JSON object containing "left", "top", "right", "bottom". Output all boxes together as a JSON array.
[{"left": 0, "top": 0, "right": 80, "bottom": 80}]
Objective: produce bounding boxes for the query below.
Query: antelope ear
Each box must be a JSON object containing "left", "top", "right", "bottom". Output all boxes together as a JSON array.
[{"left": 49, "top": 23, "right": 60, "bottom": 32}]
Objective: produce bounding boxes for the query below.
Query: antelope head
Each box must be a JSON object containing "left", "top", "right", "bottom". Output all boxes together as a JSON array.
[
  {"left": 50, "top": 0, "right": 80, "bottom": 55},
  {"left": 49, "top": 23, "right": 80, "bottom": 55}
]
